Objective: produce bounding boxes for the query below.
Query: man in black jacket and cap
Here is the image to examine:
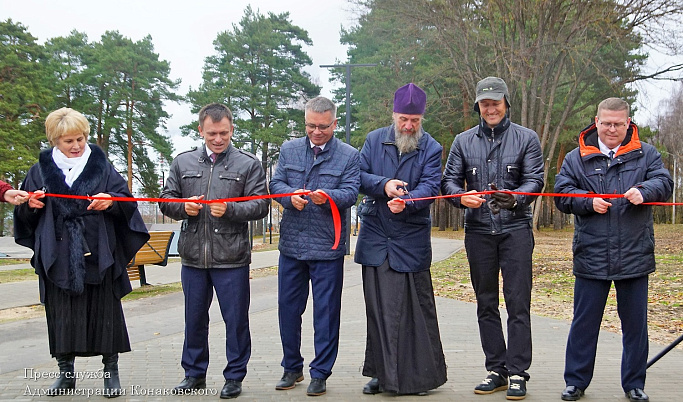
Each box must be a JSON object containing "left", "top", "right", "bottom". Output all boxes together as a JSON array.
[{"left": 441, "top": 76, "right": 544, "bottom": 400}]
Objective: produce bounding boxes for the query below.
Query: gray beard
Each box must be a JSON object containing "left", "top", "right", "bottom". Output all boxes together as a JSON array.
[{"left": 394, "top": 125, "right": 423, "bottom": 154}]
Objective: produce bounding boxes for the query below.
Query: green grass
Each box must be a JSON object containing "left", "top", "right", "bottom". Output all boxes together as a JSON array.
[
  {"left": 656, "top": 254, "right": 683, "bottom": 263},
  {"left": 0, "top": 268, "right": 37, "bottom": 284},
  {"left": 0, "top": 258, "right": 30, "bottom": 265},
  {"left": 122, "top": 282, "right": 183, "bottom": 301}
]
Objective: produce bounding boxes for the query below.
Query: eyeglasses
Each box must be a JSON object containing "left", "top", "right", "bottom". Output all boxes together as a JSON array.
[
  {"left": 305, "top": 122, "right": 335, "bottom": 131},
  {"left": 598, "top": 120, "right": 628, "bottom": 129}
]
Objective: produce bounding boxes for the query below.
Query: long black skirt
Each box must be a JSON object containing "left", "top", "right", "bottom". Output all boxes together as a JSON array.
[
  {"left": 362, "top": 260, "right": 447, "bottom": 394},
  {"left": 44, "top": 269, "right": 131, "bottom": 357}
]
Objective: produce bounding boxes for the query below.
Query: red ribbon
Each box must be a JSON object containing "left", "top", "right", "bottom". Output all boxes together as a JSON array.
[
  {"left": 404, "top": 190, "right": 682, "bottom": 206},
  {"left": 28, "top": 190, "right": 342, "bottom": 250},
  {"left": 25, "top": 188, "right": 680, "bottom": 253}
]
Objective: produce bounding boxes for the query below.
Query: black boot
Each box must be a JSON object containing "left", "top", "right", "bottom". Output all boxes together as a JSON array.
[
  {"left": 47, "top": 355, "right": 76, "bottom": 396},
  {"left": 102, "top": 353, "right": 122, "bottom": 398}
]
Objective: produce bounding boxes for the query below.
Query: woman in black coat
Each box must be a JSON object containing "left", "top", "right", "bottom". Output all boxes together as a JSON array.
[{"left": 14, "top": 108, "right": 149, "bottom": 397}]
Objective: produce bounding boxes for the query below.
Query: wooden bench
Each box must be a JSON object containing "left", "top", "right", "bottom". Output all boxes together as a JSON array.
[{"left": 127, "top": 231, "right": 175, "bottom": 286}]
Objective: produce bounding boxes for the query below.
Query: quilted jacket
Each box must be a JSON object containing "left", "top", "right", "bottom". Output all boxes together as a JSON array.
[
  {"left": 441, "top": 116, "right": 544, "bottom": 235},
  {"left": 269, "top": 136, "right": 360, "bottom": 260}
]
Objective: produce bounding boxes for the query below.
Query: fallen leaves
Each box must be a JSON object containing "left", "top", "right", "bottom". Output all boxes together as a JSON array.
[{"left": 431, "top": 224, "right": 683, "bottom": 349}]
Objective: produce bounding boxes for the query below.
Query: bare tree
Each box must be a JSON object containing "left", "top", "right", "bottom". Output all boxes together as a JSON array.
[
  {"left": 654, "top": 83, "right": 683, "bottom": 222},
  {"left": 348, "top": 0, "right": 683, "bottom": 227}
]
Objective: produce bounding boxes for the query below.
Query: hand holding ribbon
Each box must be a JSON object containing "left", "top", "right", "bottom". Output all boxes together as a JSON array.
[{"left": 488, "top": 184, "right": 517, "bottom": 214}]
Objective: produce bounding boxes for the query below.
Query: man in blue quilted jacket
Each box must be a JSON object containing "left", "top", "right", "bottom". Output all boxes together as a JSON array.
[{"left": 269, "top": 96, "right": 360, "bottom": 397}]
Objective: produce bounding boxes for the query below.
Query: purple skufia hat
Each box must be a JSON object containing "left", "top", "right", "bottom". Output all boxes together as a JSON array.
[{"left": 393, "top": 83, "right": 426, "bottom": 115}]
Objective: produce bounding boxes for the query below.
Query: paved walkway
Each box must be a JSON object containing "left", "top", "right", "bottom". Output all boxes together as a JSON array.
[{"left": 0, "top": 236, "right": 681, "bottom": 401}]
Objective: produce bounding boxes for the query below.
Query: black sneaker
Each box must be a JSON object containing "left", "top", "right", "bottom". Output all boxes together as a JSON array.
[
  {"left": 474, "top": 371, "right": 508, "bottom": 394},
  {"left": 506, "top": 375, "right": 527, "bottom": 400}
]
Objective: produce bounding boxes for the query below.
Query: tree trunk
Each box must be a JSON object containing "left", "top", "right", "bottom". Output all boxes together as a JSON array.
[{"left": 438, "top": 199, "right": 447, "bottom": 231}]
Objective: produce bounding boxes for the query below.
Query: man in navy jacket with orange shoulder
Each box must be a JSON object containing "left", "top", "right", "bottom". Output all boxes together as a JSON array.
[{"left": 555, "top": 98, "right": 672, "bottom": 402}]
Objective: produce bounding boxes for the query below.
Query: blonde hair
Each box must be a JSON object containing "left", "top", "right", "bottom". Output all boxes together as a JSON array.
[
  {"left": 597, "top": 98, "right": 630, "bottom": 117},
  {"left": 44, "top": 108, "right": 90, "bottom": 146}
]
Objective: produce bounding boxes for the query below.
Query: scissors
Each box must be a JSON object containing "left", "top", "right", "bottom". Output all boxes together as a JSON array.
[{"left": 397, "top": 182, "right": 415, "bottom": 204}]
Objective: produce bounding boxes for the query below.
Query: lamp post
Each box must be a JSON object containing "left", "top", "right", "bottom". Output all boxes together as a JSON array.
[
  {"left": 159, "top": 158, "right": 166, "bottom": 224},
  {"left": 320, "top": 63, "right": 377, "bottom": 254},
  {"left": 269, "top": 159, "right": 273, "bottom": 244}
]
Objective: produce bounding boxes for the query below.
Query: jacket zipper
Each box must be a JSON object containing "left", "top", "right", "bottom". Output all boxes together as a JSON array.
[
  {"left": 204, "top": 159, "right": 214, "bottom": 268},
  {"left": 598, "top": 168, "right": 613, "bottom": 276}
]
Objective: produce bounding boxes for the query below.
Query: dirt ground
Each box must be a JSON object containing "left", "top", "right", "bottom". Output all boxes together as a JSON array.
[{"left": 430, "top": 224, "right": 683, "bottom": 349}]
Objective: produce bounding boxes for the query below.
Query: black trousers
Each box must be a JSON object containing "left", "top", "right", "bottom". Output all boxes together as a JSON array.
[
  {"left": 564, "top": 275, "right": 648, "bottom": 392},
  {"left": 464, "top": 227, "right": 534, "bottom": 379}
]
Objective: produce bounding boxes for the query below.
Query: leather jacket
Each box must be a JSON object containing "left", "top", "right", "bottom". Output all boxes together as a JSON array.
[
  {"left": 441, "top": 116, "right": 544, "bottom": 234},
  {"left": 159, "top": 145, "right": 269, "bottom": 268}
]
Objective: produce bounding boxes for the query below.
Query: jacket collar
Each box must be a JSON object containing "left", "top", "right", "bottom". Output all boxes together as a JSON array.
[
  {"left": 477, "top": 116, "right": 511, "bottom": 138},
  {"left": 308, "top": 136, "right": 337, "bottom": 154},
  {"left": 39, "top": 144, "right": 107, "bottom": 199},
  {"left": 201, "top": 145, "right": 234, "bottom": 164},
  {"left": 578, "top": 122, "right": 641, "bottom": 159}
]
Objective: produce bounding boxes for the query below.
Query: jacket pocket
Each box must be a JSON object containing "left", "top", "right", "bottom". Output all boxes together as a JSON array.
[
  {"left": 218, "top": 172, "right": 245, "bottom": 197},
  {"left": 358, "top": 196, "right": 377, "bottom": 217},
  {"left": 318, "top": 167, "right": 343, "bottom": 188},
  {"left": 504, "top": 163, "right": 521, "bottom": 188},
  {"left": 582, "top": 168, "right": 604, "bottom": 195},
  {"left": 614, "top": 163, "right": 642, "bottom": 194},
  {"left": 465, "top": 166, "right": 481, "bottom": 190},
  {"left": 212, "top": 224, "right": 249, "bottom": 264},
  {"left": 641, "top": 225, "right": 655, "bottom": 255},
  {"left": 178, "top": 220, "right": 199, "bottom": 259},
  {"left": 285, "top": 165, "right": 305, "bottom": 185},
  {"left": 181, "top": 170, "right": 203, "bottom": 197}
]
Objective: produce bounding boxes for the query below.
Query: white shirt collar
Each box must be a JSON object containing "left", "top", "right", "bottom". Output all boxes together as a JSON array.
[
  {"left": 310, "top": 141, "right": 326, "bottom": 151},
  {"left": 597, "top": 138, "right": 620, "bottom": 157},
  {"left": 206, "top": 146, "right": 226, "bottom": 158}
]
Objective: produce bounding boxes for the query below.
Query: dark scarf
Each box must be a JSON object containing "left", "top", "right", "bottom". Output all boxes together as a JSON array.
[{"left": 38, "top": 145, "right": 108, "bottom": 294}]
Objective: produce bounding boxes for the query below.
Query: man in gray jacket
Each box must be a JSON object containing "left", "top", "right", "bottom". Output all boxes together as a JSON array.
[{"left": 160, "top": 103, "right": 269, "bottom": 399}]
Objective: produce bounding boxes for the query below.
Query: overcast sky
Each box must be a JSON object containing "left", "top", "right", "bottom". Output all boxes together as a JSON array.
[{"left": 1, "top": 0, "right": 675, "bottom": 156}]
